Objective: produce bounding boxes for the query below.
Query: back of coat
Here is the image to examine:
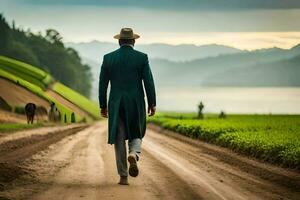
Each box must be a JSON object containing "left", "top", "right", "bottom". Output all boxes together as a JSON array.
[{"left": 99, "top": 45, "right": 156, "bottom": 144}]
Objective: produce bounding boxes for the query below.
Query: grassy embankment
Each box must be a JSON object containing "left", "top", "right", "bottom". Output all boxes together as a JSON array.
[
  {"left": 0, "top": 67, "right": 80, "bottom": 122},
  {"left": 0, "top": 55, "right": 53, "bottom": 89},
  {"left": 52, "top": 82, "right": 99, "bottom": 119},
  {"left": 0, "top": 123, "right": 44, "bottom": 133},
  {"left": 148, "top": 113, "right": 300, "bottom": 169},
  {"left": 0, "top": 56, "right": 99, "bottom": 122}
]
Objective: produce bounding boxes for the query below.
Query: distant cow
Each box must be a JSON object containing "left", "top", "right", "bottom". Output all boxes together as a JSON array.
[{"left": 25, "top": 103, "right": 36, "bottom": 124}]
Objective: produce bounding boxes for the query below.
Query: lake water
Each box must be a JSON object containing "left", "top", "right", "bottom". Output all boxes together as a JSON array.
[{"left": 156, "top": 87, "right": 300, "bottom": 114}]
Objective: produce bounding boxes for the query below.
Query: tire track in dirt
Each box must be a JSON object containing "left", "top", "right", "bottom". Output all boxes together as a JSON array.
[
  {"left": 1, "top": 121, "right": 299, "bottom": 200},
  {"left": 0, "top": 124, "right": 89, "bottom": 194},
  {"left": 28, "top": 122, "right": 200, "bottom": 200},
  {"left": 147, "top": 124, "right": 300, "bottom": 190},
  {"left": 0, "top": 124, "right": 83, "bottom": 144},
  {"left": 143, "top": 128, "right": 300, "bottom": 200}
]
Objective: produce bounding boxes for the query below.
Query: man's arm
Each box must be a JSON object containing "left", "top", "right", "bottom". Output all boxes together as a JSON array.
[
  {"left": 98, "top": 56, "right": 109, "bottom": 118},
  {"left": 142, "top": 55, "right": 156, "bottom": 116}
]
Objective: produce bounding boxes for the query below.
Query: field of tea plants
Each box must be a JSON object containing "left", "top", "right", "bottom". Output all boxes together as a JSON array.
[{"left": 148, "top": 113, "right": 300, "bottom": 169}]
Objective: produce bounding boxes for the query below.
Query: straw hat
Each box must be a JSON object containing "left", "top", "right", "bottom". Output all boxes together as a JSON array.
[{"left": 114, "top": 28, "right": 140, "bottom": 39}]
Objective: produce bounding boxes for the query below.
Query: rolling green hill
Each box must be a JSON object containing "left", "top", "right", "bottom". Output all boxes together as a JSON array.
[
  {"left": 0, "top": 55, "right": 100, "bottom": 121},
  {"left": 0, "top": 14, "right": 92, "bottom": 97},
  {"left": 0, "top": 67, "right": 81, "bottom": 122},
  {"left": 52, "top": 82, "right": 99, "bottom": 118},
  {"left": 0, "top": 56, "right": 53, "bottom": 89}
]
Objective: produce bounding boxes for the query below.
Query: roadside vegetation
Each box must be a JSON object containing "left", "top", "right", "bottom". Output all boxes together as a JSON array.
[
  {"left": 148, "top": 113, "right": 300, "bottom": 169},
  {"left": 0, "top": 123, "right": 44, "bottom": 133}
]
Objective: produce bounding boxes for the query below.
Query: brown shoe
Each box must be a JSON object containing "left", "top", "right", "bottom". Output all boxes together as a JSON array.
[
  {"left": 128, "top": 154, "right": 139, "bottom": 177},
  {"left": 118, "top": 176, "right": 129, "bottom": 185}
]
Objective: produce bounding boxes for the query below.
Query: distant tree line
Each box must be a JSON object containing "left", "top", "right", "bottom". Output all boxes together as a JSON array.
[{"left": 0, "top": 14, "right": 92, "bottom": 97}]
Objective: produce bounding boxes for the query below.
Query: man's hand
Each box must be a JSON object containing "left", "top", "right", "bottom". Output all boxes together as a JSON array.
[
  {"left": 100, "top": 107, "right": 108, "bottom": 118},
  {"left": 148, "top": 106, "right": 156, "bottom": 117}
]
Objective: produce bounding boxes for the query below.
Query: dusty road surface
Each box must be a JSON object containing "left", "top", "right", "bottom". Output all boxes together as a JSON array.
[{"left": 0, "top": 121, "right": 299, "bottom": 200}]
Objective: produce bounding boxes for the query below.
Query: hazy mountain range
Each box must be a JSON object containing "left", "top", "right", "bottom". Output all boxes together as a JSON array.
[
  {"left": 66, "top": 41, "right": 300, "bottom": 100},
  {"left": 149, "top": 44, "right": 300, "bottom": 86},
  {"left": 67, "top": 41, "right": 243, "bottom": 62}
]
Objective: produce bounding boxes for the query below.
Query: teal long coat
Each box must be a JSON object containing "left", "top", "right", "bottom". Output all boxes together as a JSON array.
[{"left": 98, "top": 45, "right": 156, "bottom": 144}]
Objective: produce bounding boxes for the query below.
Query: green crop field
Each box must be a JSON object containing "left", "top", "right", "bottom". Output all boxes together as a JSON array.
[
  {"left": 148, "top": 113, "right": 300, "bottom": 169},
  {"left": 0, "top": 56, "right": 53, "bottom": 89},
  {"left": 0, "top": 68, "right": 82, "bottom": 123},
  {"left": 52, "top": 82, "right": 100, "bottom": 119}
]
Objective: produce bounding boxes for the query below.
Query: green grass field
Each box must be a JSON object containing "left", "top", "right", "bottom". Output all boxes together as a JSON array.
[
  {"left": 0, "top": 123, "right": 44, "bottom": 132},
  {"left": 0, "top": 56, "right": 53, "bottom": 89},
  {"left": 148, "top": 113, "right": 300, "bottom": 169},
  {"left": 52, "top": 82, "right": 99, "bottom": 119}
]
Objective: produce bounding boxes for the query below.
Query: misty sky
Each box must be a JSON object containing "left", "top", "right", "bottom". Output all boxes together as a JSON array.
[{"left": 1, "top": 0, "right": 300, "bottom": 50}]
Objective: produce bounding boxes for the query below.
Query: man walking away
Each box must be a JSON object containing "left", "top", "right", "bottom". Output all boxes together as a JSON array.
[{"left": 99, "top": 28, "right": 156, "bottom": 185}]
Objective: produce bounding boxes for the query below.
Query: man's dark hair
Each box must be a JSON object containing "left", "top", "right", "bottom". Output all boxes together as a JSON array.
[{"left": 119, "top": 39, "right": 135, "bottom": 46}]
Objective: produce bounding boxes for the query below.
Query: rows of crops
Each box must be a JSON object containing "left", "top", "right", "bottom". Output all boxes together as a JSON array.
[
  {"left": 0, "top": 55, "right": 99, "bottom": 121},
  {"left": 148, "top": 113, "right": 300, "bottom": 169},
  {"left": 52, "top": 82, "right": 99, "bottom": 119},
  {"left": 0, "top": 68, "right": 82, "bottom": 123},
  {"left": 0, "top": 56, "right": 53, "bottom": 89}
]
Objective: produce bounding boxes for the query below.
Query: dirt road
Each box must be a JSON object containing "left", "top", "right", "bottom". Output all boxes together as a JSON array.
[{"left": 1, "top": 121, "right": 299, "bottom": 200}]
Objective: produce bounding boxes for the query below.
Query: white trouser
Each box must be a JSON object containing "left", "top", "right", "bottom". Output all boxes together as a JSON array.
[{"left": 114, "top": 117, "right": 142, "bottom": 177}]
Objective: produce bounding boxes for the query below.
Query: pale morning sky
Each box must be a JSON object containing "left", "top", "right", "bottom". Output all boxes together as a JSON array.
[{"left": 1, "top": 0, "right": 300, "bottom": 50}]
